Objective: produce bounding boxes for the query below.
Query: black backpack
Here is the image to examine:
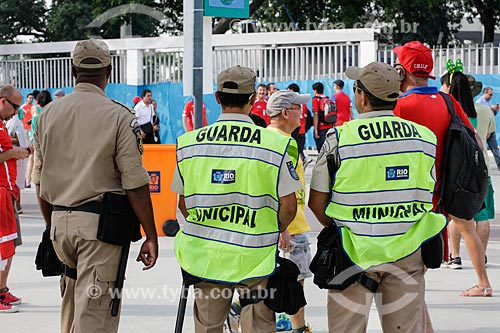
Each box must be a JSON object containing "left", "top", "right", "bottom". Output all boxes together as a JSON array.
[
  {"left": 314, "top": 96, "right": 337, "bottom": 124},
  {"left": 438, "top": 92, "right": 489, "bottom": 219}
]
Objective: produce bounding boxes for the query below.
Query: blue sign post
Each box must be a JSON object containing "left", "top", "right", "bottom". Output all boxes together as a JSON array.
[{"left": 204, "top": 0, "right": 249, "bottom": 18}]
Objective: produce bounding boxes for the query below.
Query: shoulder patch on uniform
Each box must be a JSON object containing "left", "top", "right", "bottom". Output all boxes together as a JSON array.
[
  {"left": 130, "top": 118, "right": 139, "bottom": 128},
  {"left": 133, "top": 126, "right": 144, "bottom": 154},
  {"left": 112, "top": 99, "right": 136, "bottom": 114},
  {"left": 286, "top": 160, "right": 300, "bottom": 181}
]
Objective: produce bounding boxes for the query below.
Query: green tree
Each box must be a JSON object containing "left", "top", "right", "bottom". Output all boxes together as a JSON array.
[
  {"left": 213, "top": 0, "right": 465, "bottom": 46},
  {"left": 47, "top": 0, "right": 94, "bottom": 41},
  {"left": 0, "top": 0, "right": 46, "bottom": 43},
  {"left": 213, "top": 0, "right": 365, "bottom": 34},
  {"left": 44, "top": 0, "right": 183, "bottom": 42},
  {"left": 375, "top": 0, "right": 464, "bottom": 45},
  {"left": 88, "top": 0, "right": 183, "bottom": 38},
  {"left": 464, "top": 0, "right": 500, "bottom": 44}
]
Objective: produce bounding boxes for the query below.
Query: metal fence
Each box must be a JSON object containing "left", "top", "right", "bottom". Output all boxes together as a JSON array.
[
  {"left": 2, "top": 40, "right": 500, "bottom": 90},
  {"left": 0, "top": 54, "right": 125, "bottom": 90},
  {"left": 141, "top": 42, "right": 359, "bottom": 84},
  {"left": 378, "top": 44, "right": 500, "bottom": 76},
  {"left": 143, "top": 50, "right": 183, "bottom": 84},
  {"left": 212, "top": 43, "right": 359, "bottom": 83}
]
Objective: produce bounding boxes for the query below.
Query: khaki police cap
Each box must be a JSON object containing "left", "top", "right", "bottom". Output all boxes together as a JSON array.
[
  {"left": 73, "top": 39, "right": 111, "bottom": 69},
  {"left": 346, "top": 62, "right": 400, "bottom": 102},
  {"left": 217, "top": 65, "right": 256, "bottom": 94}
]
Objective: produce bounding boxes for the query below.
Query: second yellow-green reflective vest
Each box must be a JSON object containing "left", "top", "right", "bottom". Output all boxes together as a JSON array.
[
  {"left": 175, "top": 119, "right": 297, "bottom": 283},
  {"left": 325, "top": 115, "right": 447, "bottom": 270}
]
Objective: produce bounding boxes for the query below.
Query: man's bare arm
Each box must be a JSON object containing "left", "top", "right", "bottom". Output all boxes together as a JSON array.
[
  {"left": 278, "top": 192, "right": 297, "bottom": 232},
  {"left": 0, "top": 148, "right": 28, "bottom": 163},
  {"left": 313, "top": 112, "right": 319, "bottom": 138},
  {"left": 35, "top": 185, "right": 53, "bottom": 227},
  {"left": 308, "top": 189, "right": 334, "bottom": 227},
  {"left": 127, "top": 184, "right": 158, "bottom": 270},
  {"left": 178, "top": 195, "right": 188, "bottom": 218}
]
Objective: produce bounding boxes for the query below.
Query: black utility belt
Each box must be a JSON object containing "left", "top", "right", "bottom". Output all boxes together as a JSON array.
[
  {"left": 53, "top": 201, "right": 101, "bottom": 214},
  {"left": 53, "top": 193, "right": 141, "bottom": 246}
]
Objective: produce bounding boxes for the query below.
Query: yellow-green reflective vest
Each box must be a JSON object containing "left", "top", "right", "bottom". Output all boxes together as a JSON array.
[
  {"left": 174, "top": 119, "right": 295, "bottom": 283},
  {"left": 325, "top": 115, "right": 447, "bottom": 270}
]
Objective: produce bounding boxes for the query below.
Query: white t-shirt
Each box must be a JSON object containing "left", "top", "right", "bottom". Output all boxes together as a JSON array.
[
  {"left": 7, "top": 115, "right": 29, "bottom": 147},
  {"left": 6, "top": 114, "right": 28, "bottom": 189},
  {"left": 134, "top": 100, "right": 154, "bottom": 126}
]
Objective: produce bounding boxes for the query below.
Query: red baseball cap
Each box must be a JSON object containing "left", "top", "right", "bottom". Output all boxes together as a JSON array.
[
  {"left": 132, "top": 96, "right": 142, "bottom": 105},
  {"left": 394, "top": 41, "right": 435, "bottom": 79}
]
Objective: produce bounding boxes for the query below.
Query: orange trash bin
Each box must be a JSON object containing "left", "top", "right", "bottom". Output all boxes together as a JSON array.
[{"left": 142, "top": 144, "right": 178, "bottom": 236}]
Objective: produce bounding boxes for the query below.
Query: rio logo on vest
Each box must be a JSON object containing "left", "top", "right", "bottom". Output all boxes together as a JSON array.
[
  {"left": 386, "top": 166, "right": 409, "bottom": 181},
  {"left": 212, "top": 169, "right": 236, "bottom": 184}
]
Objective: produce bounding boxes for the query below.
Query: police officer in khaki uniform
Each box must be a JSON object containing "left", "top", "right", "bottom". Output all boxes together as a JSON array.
[{"left": 32, "top": 39, "right": 158, "bottom": 333}]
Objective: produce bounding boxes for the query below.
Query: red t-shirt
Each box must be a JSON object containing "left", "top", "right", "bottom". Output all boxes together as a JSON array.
[
  {"left": 250, "top": 100, "right": 270, "bottom": 125},
  {"left": 394, "top": 87, "right": 473, "bottom": 208},
  {"left": 299, "top": 104, "right": 309, "bottom": 134},
  {"left": 21, "top": 104, "right": 32, "bottom": 131},
  {"left": 312, "top": 95, "right": 333, "bottom": 131},
  {"left": 0, "top": 122, "right": 17, "bottom": 191},
  {"left": 334, "top": 91, "right": 351, "bottom": 126},
  {"left": 183, "top": 100, "right": 207, "bottom": 132}
]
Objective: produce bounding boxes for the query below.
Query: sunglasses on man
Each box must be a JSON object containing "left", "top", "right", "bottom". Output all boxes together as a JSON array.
[{"left": 0, "top": 97, "right": 20, "bottom": 110}]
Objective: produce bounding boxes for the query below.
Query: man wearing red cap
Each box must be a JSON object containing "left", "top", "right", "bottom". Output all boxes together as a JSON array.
[{"left": 393, "top": 41, "right": 492, "bottom": 297}]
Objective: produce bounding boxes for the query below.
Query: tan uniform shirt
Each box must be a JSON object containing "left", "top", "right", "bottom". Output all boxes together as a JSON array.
[{"left": 33, "top": 82, "right": 150, "bottom": 207}]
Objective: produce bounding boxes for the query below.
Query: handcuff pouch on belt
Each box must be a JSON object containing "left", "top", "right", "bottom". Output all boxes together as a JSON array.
[
  {"left": 35, "top": 227, "right": 62, "bottom": 277},
  {"left": 97, "top": 193, "right": 142, "bottom": 246}
]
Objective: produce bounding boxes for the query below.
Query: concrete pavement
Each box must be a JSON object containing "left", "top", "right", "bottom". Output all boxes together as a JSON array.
[{"left": 2, "top": 157, "right": 500, "bottom": 332}]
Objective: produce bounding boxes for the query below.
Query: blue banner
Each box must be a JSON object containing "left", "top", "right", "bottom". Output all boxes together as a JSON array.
[{"left": 19, "top": 74, "right": 500, "bottom": 148}]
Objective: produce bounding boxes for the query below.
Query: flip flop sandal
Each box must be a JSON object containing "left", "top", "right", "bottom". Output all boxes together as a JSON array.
[{"left": 460, "top": 284, "right": 493, "bottom": 297}]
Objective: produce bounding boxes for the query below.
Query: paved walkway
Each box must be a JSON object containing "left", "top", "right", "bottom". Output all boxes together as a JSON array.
[{"left": 2, "top": 157, "right": 500, "bottom": 332}]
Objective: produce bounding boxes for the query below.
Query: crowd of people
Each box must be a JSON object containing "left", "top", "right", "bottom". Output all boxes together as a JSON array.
[{"left": 0, "top": 38, "right": 496, "bottom": 333}]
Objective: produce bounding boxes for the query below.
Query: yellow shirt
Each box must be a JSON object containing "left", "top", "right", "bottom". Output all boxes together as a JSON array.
[{"left": 267, "top": 127, "right": 311, "bottom": 235}]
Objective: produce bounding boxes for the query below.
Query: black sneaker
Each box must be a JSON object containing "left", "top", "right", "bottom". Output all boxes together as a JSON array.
[{"left": 445, "top": 256, "right": 462, "bottom": 269}]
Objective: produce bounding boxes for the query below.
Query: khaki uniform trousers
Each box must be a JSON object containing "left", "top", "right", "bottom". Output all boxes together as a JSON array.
[
  {"left": 50, "top": 210, "right": 122, "bottom": 333},
  {"left": 327, "top": 250, "right": 425, "bottom": 333},
  {"left": 194, "top": 278, "right": 275, "bottom": 333}
]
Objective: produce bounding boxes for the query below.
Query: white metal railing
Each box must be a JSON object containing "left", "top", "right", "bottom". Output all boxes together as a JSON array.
[
  {"left": 143, "top": 50, "right": 183, "bottom": 84},
  {"left": 0, "top": 29, "right": 376, "bottom": 89},
  {"left": 142, "top": 42, "right": 359, "bottom": 84},
  {"left": 212, "top": 43, "right": 359, "bottom": 83},
  {"left": 3, "top": 31, "right": 500, "bottom": 90},
  {"left": 0, "top": 54, "right": 125, "bottom": 90},
  {"left": 378, "top": 44, "right": 500, "bottom": 76}
]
